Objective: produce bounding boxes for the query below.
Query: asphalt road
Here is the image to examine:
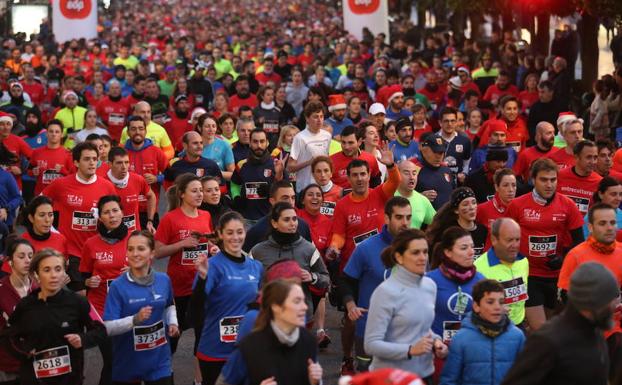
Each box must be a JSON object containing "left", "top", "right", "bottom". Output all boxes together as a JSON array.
[{"left": 84, "top": 257, "right": 347, "bottom": 385}]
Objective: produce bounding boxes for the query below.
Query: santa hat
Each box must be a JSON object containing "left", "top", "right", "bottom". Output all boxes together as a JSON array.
[
  {"left": 62, "top": 91, "right": 79, "bottom": 103},
  {"left": 0, "top": 111, "right": 13, "bottom": 124},
  {"left": 449, "top": 76, "right": 462, "bottom": 90},
  {"left": 339, "top": 368, "right": 423, "bottom": 385},
  {"left": 556, "top": 111, "right": 583, "bottom": 133},
  {"left": 456, "top": 65, "right": 470, "bottom": 75},
  {"left": 488, "top": 119, "right": 508, "bottom": 136},
  {"left": 328, "top": 94, "right": 347, "bottom": 112},
  {"left": 386, "top": 84, "right": 404, "bottom": 106}
]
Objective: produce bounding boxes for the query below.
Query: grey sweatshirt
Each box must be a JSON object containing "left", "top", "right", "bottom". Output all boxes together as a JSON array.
[
  {"left": 364, "top": 264, "right": 439, "bottom": 377},
  {"left": 249, "top": 235, "right": 329, "bottom": 318}
]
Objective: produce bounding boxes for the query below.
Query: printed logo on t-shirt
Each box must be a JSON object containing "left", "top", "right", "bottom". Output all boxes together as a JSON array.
[
  {"left": 66, "top": 194, "right": 84, "bottom": 206},
  {"left": 95, "top": 251, "right": 113, "bottom": 263},
  {"left": 522, "top": 209, "right": 540, "bottom": 221}
]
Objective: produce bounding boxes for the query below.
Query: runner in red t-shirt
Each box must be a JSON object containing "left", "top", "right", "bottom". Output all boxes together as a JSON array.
[
  {"left": 0, "top": 113, "right": 32, "bottom": 189},
  {"left": 125, "top": 116, "right": 168, "bottom": 227},
  {"left": 506, "top": 158, "right": 584, "bottom": 330},
  {"left": 79, "top": 196, "right": 130, "bottom": 315},
  {"left": 548, "top": 118, "right": 584, "bottom": 170},
  {"left": 594, "top": 139, "right": 622, "bottom": 181},
  {"left": 556, "top": 140, "right": 602, "bottom": 215},
  {"left": 311, "top": 156, "right": 344, "bottom": 217},
  {"left": 328, "top": 146, "right": 400, "bottom": 271},
  {"left": 104, "top": 147, "right": 156, "bottom": 233},
  {"left": 96, "top": 81, "right": 129, "bottom": 141},
  {"left": 476, "top": 168, "right": 517, "bottom": 249},
  {"left": 513, "top": 122, "right": 555, "bottom": 183},
  {"left": 330, "top": 126, "right": 381, "bottom": 190},
  {"left": 41, "top": 142, "right": 117, "bottom": 291},
  {"left": 154, "top": 174, "right": 215, "bottom": 352},
  {"left": 29, "top": 120, "right": 74, "bottom": 195}
]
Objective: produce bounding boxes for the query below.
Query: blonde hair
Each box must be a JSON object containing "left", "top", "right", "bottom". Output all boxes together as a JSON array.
[{"left": 277, "top": 125, "right": 299, "bottom": 149}]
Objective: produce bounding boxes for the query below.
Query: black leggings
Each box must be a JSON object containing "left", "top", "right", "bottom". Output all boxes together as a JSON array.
[
  {"left": 112, "top": 376, "right": 172, "bottom": 385},
  {"left": 99, "top": 338, "right": 113, "bottom": 385},
  {"left": 170, "top": 295, "right": 191, "bottom": 354},
  {"left": 199, "top": 360, "right": 225, "bottom": 385}
]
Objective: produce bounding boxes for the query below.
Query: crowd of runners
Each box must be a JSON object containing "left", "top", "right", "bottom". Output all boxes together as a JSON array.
[{"left": 0, "top": 0, "right": 621, "bottom": 384}]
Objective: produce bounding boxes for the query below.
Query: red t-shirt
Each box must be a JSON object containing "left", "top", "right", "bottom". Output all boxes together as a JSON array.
[
  {"left": 330, "top": 151, "right": 380, "bottom": 189},
  {"left": 29, "top": 146, "right": 74, "bottom": 195},
  {"left": 548, "top": 147, "right": 576, "bottom": 170},
  {"left": 417, "top": 86, "right": 446, "bottom": 108},
  {"left": 256, "top": 71, "right": 282, "bottom": 86},
  {"left": 42, "top": 174, "right": 117, "bottom": 258},
  {"left": 507, "top": 192, "right": 584, "bottom": 278},
  {"left": 127, "top": 145, "right": 168, "bottom": 208},
  {"left": 331, "top": 186, "right": 391, "bottom": 270},
  {"left": 482, "top": 84, "right": 519, "bottom": 104},
  {"left": 413, "top": 122, "right": 434, "bottom": 142},
  {"left": 478, "top": 118, "right": 529, "bottom": 152},
  {"left": 228, "top": 94, "right": 258, "bottom": 115},
  {"left": 104, "top": 172, "right": 151, "bottom": 232},
  {"left": 556, "top": 168, "right": 602, "bottom": 215},
  {"left": 297, "top": 208, "right": 332, "bottom": 258},
  {"left": 518, "top": 90, "right": 539, "bottom": 113},
  {"left": 1, "top": 134, "right": 32, "bottom": 188},
  {"left": 96, "top": 97, "right": 130, "bottom": 141},
  {"left": 20, "top": 80, "right": 46, "bottom": 105},
  {"left": 320, "top": 183, "right": 344, "bottom": 217},
  {"left": 155, "top": 208, "right": 213, "bottom": 297},
  {"left": 476, "top": 194, "right": 509, "bottom": 250},
  {"left": 513, "top": 146, "right": 554, "bottom": 182},
  {"left": 164, "top": 114, "right": 193, "bottom": 151},
  {"left": 79, "top": 234, "right": 129, "bottom": 314}
]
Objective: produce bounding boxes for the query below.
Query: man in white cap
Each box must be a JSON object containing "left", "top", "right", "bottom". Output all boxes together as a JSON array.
[
  {"left": 326, "top": 94, "right": 353, "bottom": 138},
  {"left": 368, "top": 102, "right": 386, "bottom": 131},
  {"left": 54, "top": 90, "right": 88, "bottom": 149},
  {"left": 549, "top": 112, "right": 584, "bottom": 169}
]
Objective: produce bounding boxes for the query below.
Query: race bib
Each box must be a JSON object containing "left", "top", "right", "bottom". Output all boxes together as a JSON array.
[
  {"left": 528, "top": 235, "right": 557, "bottom": 257},
  {"left": 319, "top": 201, "right": 336, "bottom": 217},
  {"left": 33, "top": 345, "right": 72, "bottom": 379},
  {"left": 219, "top": 315, "right": 243, "bottom": 343},
  {"left": 244, "top": 182, "right": 267, "bottom": 200},
  {"left": 122, "top": 214, "right": 136, "bottom": 231},
  {"left": 108, "top": 113, "right": 125, "bottom": 125},
  {"left": 567, "top": 195, "right": 590, "bottom": 214},
  {"left": 71, "top": 211, "right": 97, "bottom": 231},
  {"left": 42, "top": 169, "right": 62, "bottom": 184},
  {"left": 181, "top": 243, "right": 208, "bottom": 265},
  {"left": 501, "top": 277, "right": 528, "bottom": 304},
  {"left": 133, "top": 321, "right": 167, "bottom": 351},
  {"left": 353, "top": 229, "right": 379, "bottom": 246},
  {"left": 442, "top": 321, "right": 461, "bottom": 343},
  {"left": 263, "top": 121, "right": 279, "bottom": 134}
]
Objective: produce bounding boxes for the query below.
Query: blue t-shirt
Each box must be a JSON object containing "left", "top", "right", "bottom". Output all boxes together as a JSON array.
[
  {"left": 426, "top": 268, "right": 484, "bottom": 340},
  {"left": 202, "top": 138, "right": 234, "bottom": 171},
  {"left": 343, "top": 226, "right": 393, "bottom": 337},
  {"left": 103, "top": 272, "right": 175, "bottom": 382},
  {"left": 386, "top": 108, "right": 413, "bottom": 121},
  {"left": 327, "top": 116, "right": 354, "bottom": 137},
  {"left": 389, "top": 139, "right": 420, "bottom": 163},
  {"left": 22, "top": 130, "right": 47, "bottom": 182},
  {"left": 197, "top": 252, "right": 263, "bottom": 360}
]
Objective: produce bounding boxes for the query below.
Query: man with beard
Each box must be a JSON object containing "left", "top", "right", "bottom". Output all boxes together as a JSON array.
[
  {"left": 20, "top": 108, "right": 47, "bottom": 201},
  {"left": 470, "top": 121, "right": 518, "bottom": 173},
  {"left": 326, "top": 94, "right": 353, "bottom": 138},
  {"left": 231, "top": 129, "right": 284, "bottom": 220},
  {"left": 502, "top": 262, "right": 619, "bottom": 385},
  {"left": 164, "top": 94, "right": 193, "bottom": 149},
  {"left": 513, "top": 122, "right": 556, "bottom": 183},
  {"left": 417, "top": 71, "right": 446, "bottom": 112},
  {"left": 144, "top": 77, "right": 170, "bottom": 125},
  {"left": 124, "top": 116, "right": 167, "bottom": 228},
  {"left": 0, "top": 81, "right": 35, "bottom": 125},
  {"left": 96, "top": 80, "right": 129, "bottom": 142},
  {"left": 383, "top": 85, "right": 412, "bottom": 121},
  {"left": 124, "top": 75, "right": 146, "bottom": 112},
  {"left": 163, "top": 131, "right": 222, "bottom": 190},
  {"left": 482, "top": 70, "right": 519, "bottom": 107},
  {"left": 188, "top": 64, "right": 213, "bottom": 110},
  {"left": 229, "top": 75, "right": 258, "bottom": 115},
  {"left": 389, "top": 117, "right": 420, "bottom": 163},
  {"left": 119, "top": 101, "right": 175, "bottom": 160},
  {"left": 255, "top": 56, "right": 282, "bottom": 86}
]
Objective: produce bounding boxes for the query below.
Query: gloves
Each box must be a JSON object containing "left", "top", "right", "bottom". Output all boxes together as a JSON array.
[{"left": 545, "top": 254, "right": 564, "bottom": 270}]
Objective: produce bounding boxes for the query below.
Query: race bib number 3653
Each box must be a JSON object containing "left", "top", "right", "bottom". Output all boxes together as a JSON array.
[{"left": 181, "top": 243, "right": 208, "bottom": 265}]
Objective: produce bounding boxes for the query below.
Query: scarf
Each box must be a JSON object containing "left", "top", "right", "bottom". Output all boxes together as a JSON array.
[
  {"left": 270, "top": 320, "right": 300, "bottom": 347},
  {"left": 491, "top": 193, "right": 508, "bottom": 214},
  {"left": 129, "top": 268, "right": 155, "bottom": 286},
  {"left": 25, "top": 223, "right": 51, "bottom": 241},
  {"left": 532, "top": 189, "right": 554, "bottom": 206},
  {"left": 271, "top": 228, "right": 300, "bottom": 245},
  {"left": 76, "top": 173, "right": 97, "bottom": 185},
  {"left": 261, "top": 101, "right": 275, "bottom": 110},
  {"left": 249, "top": 148, "right": 270, "bottom": 164},
  {"left": 97, "top": 221, "right": 128, "bottom": 243},
  {"left": 107, "top": 170, "right": 129, "bottom": 188},
  {"left": 471, "top": 311, "right": 509, "bottom": 338},
  {"left": 440, "top": 255, "right": 477, "bottom": 284},
  {"left": 587, "top": 235, "right": 616, "bottom": 255},
  {"left": 320, "top": 181, "right": 334, "bottom": 193}
]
